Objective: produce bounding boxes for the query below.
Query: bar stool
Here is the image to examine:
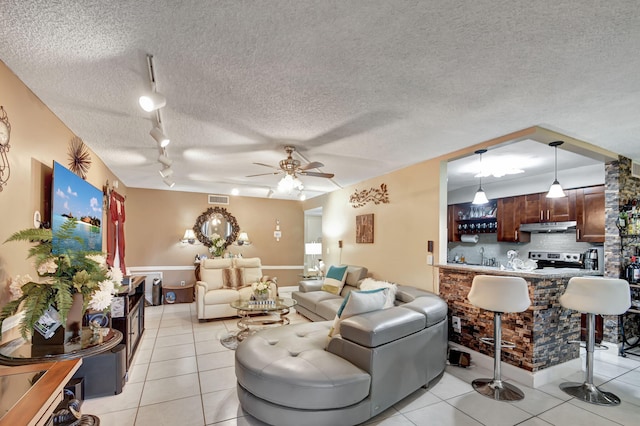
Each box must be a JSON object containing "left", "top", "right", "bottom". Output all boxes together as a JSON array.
[
  {"left": 467, "top": 275, "right": 531, "bottom": 401},
  {"left": 559, "top": 277, "right": 631, "bottom": 406}
]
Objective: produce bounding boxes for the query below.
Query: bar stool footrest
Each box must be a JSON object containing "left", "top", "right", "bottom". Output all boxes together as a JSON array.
[
  {"left": 566, "top": 340, "right": 609, "bottom": 350},
  {"left": 559, "top": 381, "right": 621, "bottom": 406},
  {"left": 479, "top": 337, "right": 516, "bottom": 349}
]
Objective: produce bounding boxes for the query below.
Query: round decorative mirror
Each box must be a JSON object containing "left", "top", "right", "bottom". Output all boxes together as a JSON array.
[{"left": 193, "top": 207, "right": 239, "bottom": 249}]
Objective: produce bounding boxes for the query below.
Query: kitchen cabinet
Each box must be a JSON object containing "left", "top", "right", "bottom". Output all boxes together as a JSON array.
[
  {"left": 522, "top": 189, "right": 576, "bottom": 223},
  {"left": 575, "top": 185, "right": 605, "bottom": 242},
  {"left": 447, "top": 205, "right": 459, "bottom": 242},
  {"left": 497, "top": 196, "right": 530, "bottom": 243}
]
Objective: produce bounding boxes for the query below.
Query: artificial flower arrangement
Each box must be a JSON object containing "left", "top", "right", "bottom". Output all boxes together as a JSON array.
[
  {"left": 251, "top": 276, "right": 277, "bottom": 296},
  {"left": 208, "top": 232, "right": 227, "bottom": 257},
  {"left": 0, "top": 218, "right": 123, "bottom": 340}
]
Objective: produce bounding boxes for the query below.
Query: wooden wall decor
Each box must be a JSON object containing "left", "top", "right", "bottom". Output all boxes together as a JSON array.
[
  {"left": 356, "top": 213, "right": 374, "bottom": 243},
  {"left": 349, "top": 183, "right": 389, "bottom": 208}
]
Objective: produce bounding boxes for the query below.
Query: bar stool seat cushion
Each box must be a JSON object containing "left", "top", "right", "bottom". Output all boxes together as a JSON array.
[
  {"left": 468, "top": 275, "right": 530, "bottom": 313},
  {"left": 559, "top": 277, "right": 631, "bottom": 315}
]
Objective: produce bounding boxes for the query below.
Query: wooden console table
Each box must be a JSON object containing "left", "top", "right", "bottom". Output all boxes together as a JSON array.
[{"left": 0, "top": 359, "right": 81, "bottom": 426}]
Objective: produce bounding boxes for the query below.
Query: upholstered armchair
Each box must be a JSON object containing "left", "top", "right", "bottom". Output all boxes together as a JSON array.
[{"left": 195, "top": 257, "right": 277, "bottom": 320}]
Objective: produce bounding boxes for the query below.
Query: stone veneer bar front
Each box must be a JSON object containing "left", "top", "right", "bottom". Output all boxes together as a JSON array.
[{"left": 439, "top": 264, "right": 602, "bottom": 373}]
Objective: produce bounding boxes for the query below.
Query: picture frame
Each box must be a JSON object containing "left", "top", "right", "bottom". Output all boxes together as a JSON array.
[{"left": 356, "top": 214, "right": 374, "bottom": 243}]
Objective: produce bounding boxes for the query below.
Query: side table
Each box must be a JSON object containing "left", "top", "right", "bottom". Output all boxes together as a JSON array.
[{"left": 163, "top": 282, "right": 195, "bottom": 304}]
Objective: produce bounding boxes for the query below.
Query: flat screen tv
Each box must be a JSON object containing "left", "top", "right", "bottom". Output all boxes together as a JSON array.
[{"left": 51, "top": 161, "right": 103, "bottom": 253}]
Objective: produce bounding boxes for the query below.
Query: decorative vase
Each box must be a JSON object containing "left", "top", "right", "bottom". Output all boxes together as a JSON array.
[
  {"left": 254, "top": 291, "right": 269, "bottom": 301},
  {"left": 31, "top": 293, "right": 84, "bottom": 347}
]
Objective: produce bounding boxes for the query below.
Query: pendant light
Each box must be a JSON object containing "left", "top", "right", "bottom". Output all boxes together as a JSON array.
[
  {"left": 546, "top": 141, "right": 566, "bottom": 198},
  {"left": 472, "top": 149, "right": 489, "bottom": 205}
]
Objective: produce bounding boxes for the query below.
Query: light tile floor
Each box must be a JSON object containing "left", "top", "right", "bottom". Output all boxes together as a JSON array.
[{"left": 83, "top": 294, "right": 640, "bottom": 426}]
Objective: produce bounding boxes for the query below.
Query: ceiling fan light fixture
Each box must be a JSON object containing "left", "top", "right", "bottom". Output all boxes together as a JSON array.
[
  {"left": 278, "top": 174, "right": 304, "bottom": 193},
  {"left": 546, "top": 141, "right": 566, "bottom": 198},
  {"left": 298, "top": 191, "right": 306, "bottom": 201},
  {"left": 150, "top": 126, "right": 170, "bottom": 147}
]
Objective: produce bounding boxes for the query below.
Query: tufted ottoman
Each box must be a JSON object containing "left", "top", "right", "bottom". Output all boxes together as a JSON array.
[{"left": 235, "top": 321, "right": 372, "bottom": 425}]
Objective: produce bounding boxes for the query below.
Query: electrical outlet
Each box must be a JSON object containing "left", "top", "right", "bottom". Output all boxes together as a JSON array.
[
  {"left": 180, "top": 280, "right": 185, "bottom": 286},
  {"left": 452, "top": 316, "right": 462, "bottom": 333},
  {"left": 426, "top": 254, "right": 434, "bottom": 265}
]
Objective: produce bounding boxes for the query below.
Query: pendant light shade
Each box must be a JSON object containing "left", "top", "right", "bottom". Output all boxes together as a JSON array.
[
  {"left": 472, "top": 149, "right": 489, "bottom": 205},
  {"left": 546, "top": 141, "right": 566, "bottom": 198}
]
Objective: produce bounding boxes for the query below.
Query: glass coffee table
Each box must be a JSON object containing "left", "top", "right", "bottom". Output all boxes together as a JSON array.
[{"left": 220, "top": 297, "right": 297, "bottom": 350}]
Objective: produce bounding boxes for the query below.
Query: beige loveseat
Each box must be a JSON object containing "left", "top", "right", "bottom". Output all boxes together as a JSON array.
[{"left": 195, "top": 257, "right": 277, "bottom": 320}]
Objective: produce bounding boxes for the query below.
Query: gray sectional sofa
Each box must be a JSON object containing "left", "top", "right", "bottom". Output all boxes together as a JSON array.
[{"left": 234, "top": 265, "right": 448, "bottom": 426}]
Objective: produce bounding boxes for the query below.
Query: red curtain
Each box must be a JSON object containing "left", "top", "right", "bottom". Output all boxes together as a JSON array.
[{"left": 106, "top": 190, "right": 126, "bottom": 274}]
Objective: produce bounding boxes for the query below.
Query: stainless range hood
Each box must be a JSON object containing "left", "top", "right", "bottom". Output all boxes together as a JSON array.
[{"left": 519, "top": 221, "right": 577, "bottom": 233}]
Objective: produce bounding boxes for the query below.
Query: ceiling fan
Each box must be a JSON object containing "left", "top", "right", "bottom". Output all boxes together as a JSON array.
[{"left": 246, "top": 146, "right": 335, "bottom": 179}]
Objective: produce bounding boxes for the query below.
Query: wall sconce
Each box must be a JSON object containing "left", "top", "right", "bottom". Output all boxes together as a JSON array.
[
  {"left": 236, "top": 231, "right": 251, "bottom": 246},
  {"left": 0, "top": 106, "right": 12, "bottom": 191},
  {"left": 274, "top": 219, "right": 282, "bottom": 242},
  {"left": 181, "top": 229, "right": 196, "bottom": 244},
  {"left": 338, "top": 240, "right": 343, "bottom": 248}
]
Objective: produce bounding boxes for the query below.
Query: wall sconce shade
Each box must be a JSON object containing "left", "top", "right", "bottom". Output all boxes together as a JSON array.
[
  {"left": 139, "top": 92, "right": 166, "bottom": 112},
  {"left": 471, "top": 149, "right": 489, "bottom": 205},
  {"left": 546, "top": 141, "right": 566, "bottom": 198},
  {"left": 150, "top": 126, "right": 170, "bottom": 147},
  {"left": 237, "top": 231, "right": 251, "bottom": 245},
  {"left": 182, "top": 229, "right": 196, "bottom": 244}
]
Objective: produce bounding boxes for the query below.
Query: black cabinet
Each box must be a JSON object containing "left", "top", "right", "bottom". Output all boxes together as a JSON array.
[{"left": 111, "top": 276, "right": 145, "bottom": 370}]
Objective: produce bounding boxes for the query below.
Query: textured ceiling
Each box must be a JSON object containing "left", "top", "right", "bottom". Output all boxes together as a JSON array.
[{"left": 1, "top": 1, "right": 639, "bottom": 199}]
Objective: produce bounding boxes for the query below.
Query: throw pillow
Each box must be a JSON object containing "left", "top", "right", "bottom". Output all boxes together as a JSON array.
[
  {"left": 222, "top": 268, "right": 246, "bottom": 290},
  {"left": 360, "top": 278, "right": 398, "bottom": 309},
  {"left": 320, "top": 265, "right": 349, "bottom": 295},
  {"left": 328, "top": 288, "right": 387, "bottom": 338}
]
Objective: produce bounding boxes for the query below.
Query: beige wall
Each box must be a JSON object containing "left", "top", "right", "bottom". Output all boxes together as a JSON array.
[{"left": 125, "top": 188, "right": 305, "bottom": 287}]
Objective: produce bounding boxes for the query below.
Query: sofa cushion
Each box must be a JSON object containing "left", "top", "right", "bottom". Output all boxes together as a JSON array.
[
  {"left": 293, "top": 290, "right": 342, "bottom": 313},
  {"left": 315, "top": 298, "right": 346, "bottom": 321},
  {"left": 222, "top": 268, "right": 246, "bottom": 290},
  {"left": 203, "top": 288, "right": 239, "bottom": 304},
  {"left": 200, "top": 258, "right": 233, "bottom": 289},
  {"left": 338, "top": 306, "right": 426, "bottom": 348},
  {"left": 328, "top": 289, "right": 387, "bottom": 338},
  {"left": 235, "top": 257, "right": 262, "bottom": 284},
  {"left": 235, "top": 322, "right": 371, "bottom": 410},
  {"left": 344, "top": 265, "right": 368, "bottom": 286},
  {"left": 321, "top": 265, "right": 348, "bottom": 295},
  {"left": 360, "top": 278, "right": 397, "bottom": 308}
]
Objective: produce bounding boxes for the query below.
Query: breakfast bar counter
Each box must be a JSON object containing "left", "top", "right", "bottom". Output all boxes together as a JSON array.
[{"left": 438, "top": 264, "right": 602, "bottom": 372}]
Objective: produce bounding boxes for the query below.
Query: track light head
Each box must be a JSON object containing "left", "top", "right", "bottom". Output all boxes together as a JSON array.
[
  {"left": 162, "top": 176, "right": 175, "bottom": 188},
  {"left": 159, "top": 167, "right": 173, "bottom": 178},
  {"left": 158, "top": 153, "right": 173, "bottom": 167},
  {"left": 150, "top": 126, "right": 170, "bottom": 147},
  {"left": 139, "top": 92, "right": 166, "bottom": 112}
]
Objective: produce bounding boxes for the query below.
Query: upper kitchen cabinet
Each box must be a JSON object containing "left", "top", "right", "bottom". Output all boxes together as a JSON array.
[
  {"left": 522, "top": 189, "right": 576, "bottom": 223},
  {"left": 448, "top": 202, "right": 497, "bottom": 242},
  {"left": 497, "top": 196, "right": 530, "bottom": 243},
  {"left": 575, "top": 185, "right": 605, "bottom": 242}
]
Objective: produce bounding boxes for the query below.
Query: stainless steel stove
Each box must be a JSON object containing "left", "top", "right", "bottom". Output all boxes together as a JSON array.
[{"left": 528, "top": 251, "right": 583, "bottom": 269}]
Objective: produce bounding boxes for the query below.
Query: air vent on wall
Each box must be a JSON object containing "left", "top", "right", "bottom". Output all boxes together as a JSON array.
[
  {"left": 208, "top": 194, "right": 229, "bottom": 205},
  {"left": 632, "top": 161, "right": 640, "bottom": 179}
]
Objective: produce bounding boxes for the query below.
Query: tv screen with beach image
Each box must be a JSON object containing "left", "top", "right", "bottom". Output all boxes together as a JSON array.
[{"left": 51, "top": 161, "right": 103, "bottom": 253}]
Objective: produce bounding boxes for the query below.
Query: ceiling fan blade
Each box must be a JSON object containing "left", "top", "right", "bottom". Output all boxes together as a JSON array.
[
  {"left": 253, "top": 162, "right": 280, "bottom": 170},
  {"left": 246, "top": 171, "right": 282, "bottom": 177},
  {"left": 299, "top": 161, "right": 324, "bottom": 170},
  {"left": 299, "top": 171, "right": 335, "bottom": 178}
]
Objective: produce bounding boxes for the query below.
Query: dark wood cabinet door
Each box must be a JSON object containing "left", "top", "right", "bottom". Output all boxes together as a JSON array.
[
  {"left": 523, "top": 193, "right": 543, "bottom": 223},
  {"left": 497, "top": 196, "right": 530, "bottom": 242},
  {"left": 576, "top": 185, "right": 605, "bottom": 242},
  {"left": 546, "top": 188, "right": 576, "bottom": 222},
  {"left": 447, "top": 205, "right": 458, "bottom": 242}
]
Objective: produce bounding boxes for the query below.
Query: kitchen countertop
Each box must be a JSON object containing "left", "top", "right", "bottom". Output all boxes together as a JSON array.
[{"left": 439, "top": 263, "right": 603, "bottom": 278}]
